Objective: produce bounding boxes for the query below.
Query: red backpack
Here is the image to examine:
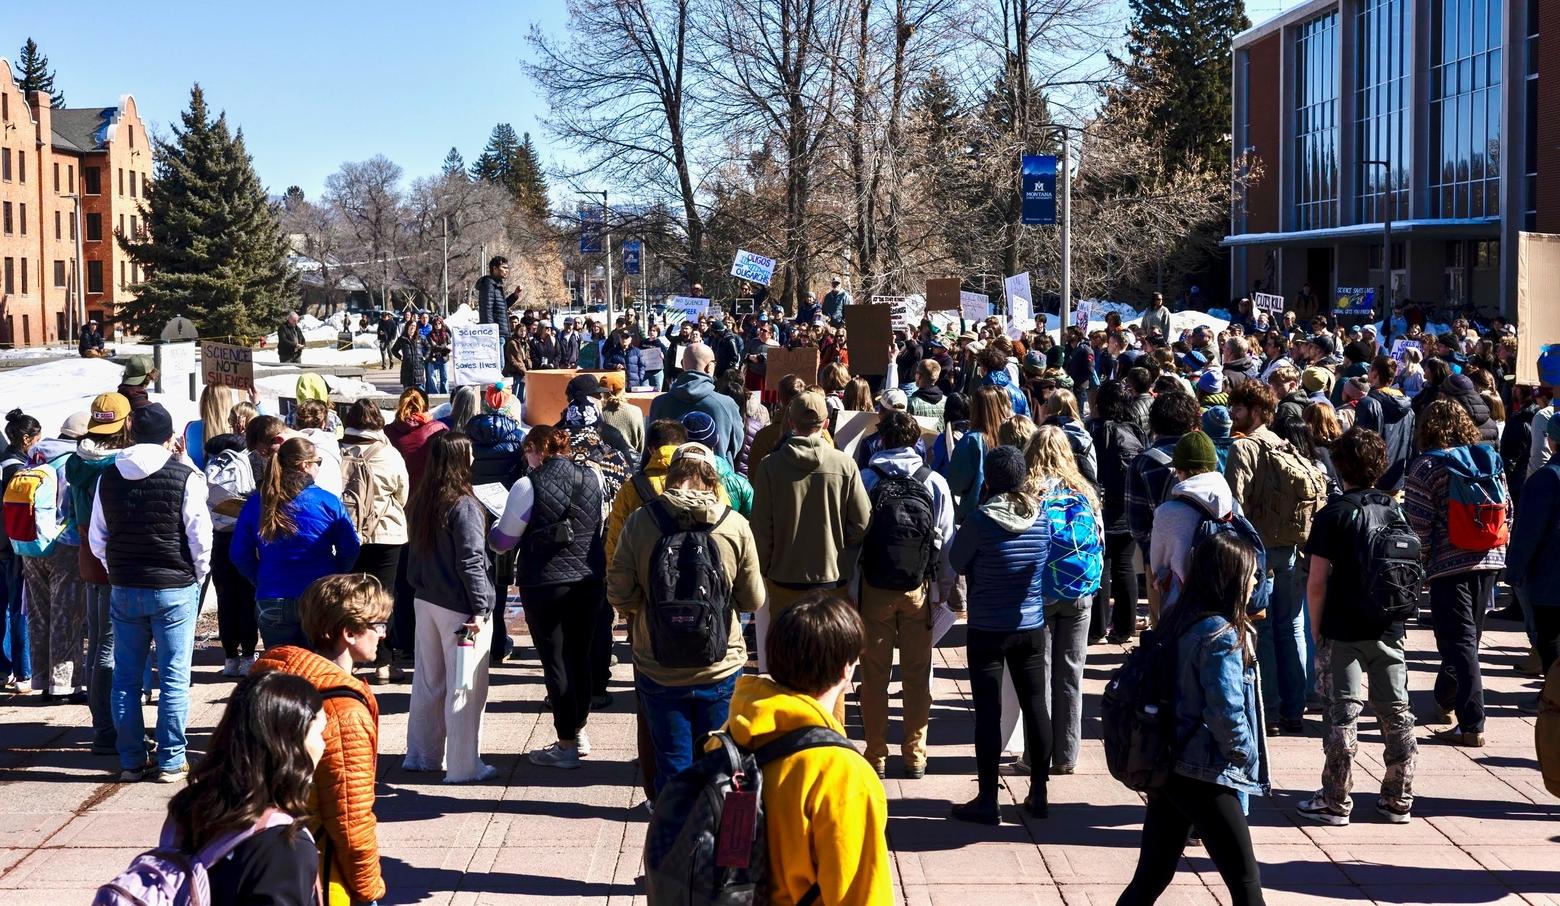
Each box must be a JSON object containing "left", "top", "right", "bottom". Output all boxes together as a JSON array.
[{"left": 1428, "top": 445, "right": 1509, "bottom": 552}]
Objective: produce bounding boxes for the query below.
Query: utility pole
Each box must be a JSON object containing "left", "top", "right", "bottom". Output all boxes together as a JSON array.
[
  {"left": 601, "top": 190, "right": 615, "bottom": 325},
  {"left": 1059, "top": 131, "right": 1072, "bottom": 333},
  {"left": 441, "top": 215, "right": 449, "bottom": 317}
]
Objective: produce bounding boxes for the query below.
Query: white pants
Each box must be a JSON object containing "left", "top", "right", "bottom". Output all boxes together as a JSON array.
[{"left": 405, "top": 599, "right": 493, "bottom": 782}]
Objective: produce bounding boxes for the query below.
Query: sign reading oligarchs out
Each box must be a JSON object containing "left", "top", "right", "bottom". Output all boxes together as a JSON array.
[
  {"left": 730, "top": 249, "right": 777, "bottom": 286},
  {"left": 1021, "top": 155, "right": 1058, "bottom": 225}
]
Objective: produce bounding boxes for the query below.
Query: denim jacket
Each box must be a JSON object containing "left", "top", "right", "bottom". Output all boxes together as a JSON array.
[{"left": 1172, "top": 614, "right": 1270, "bottom": 796}]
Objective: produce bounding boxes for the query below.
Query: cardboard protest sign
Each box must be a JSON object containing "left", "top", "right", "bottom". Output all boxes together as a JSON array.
[
  {"left": 1009, "top": 297, "right": 1036, "bottom": 331},
  {"left": 844, "top": 304, "right": 894, "bottom": 375},
  {"left": 926, "top": 278, "right": 961, "bottom": 312},
  {"left": 730, "top": 249, "right": 776, "bottom": 286},
  {"left": 1517, "top": 232, "right": 1560, "bottom": 386},
  {"left": 668, "top": 295, "right": 710, "bottom": 318},
  {"left": 766, "top": 346, "right": 821, "bottom": 391},
  {"left": 155, "top": 342, "right": 198, "bottom": 399},
  {"left": 1253, "top": 292, "right": 1285, "bottom": 314},
  {"left": 451, "top": 324, "right": 502, "bottom": 386},
  {"left": 201, "top": 341, "right": 255, "bottom": 392},
  {"left": 1390, "top": 338, "right": 1422, "bottom": 363},
  {"left": 960, "top": 291, "right": 991, "bottom": 323},
  {"left": 833, "top": 410, "right": 880, "bottom": 459}
]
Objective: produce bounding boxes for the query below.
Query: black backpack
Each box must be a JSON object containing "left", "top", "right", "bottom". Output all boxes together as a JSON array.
[
  {"left": 859, "top": 465, "right": 937, "bottom": 592},
  {"left": 1101, "top": 625, "right": 1181, "bottom": 792},
  {"left": 645, "top": 498, "right": 735, "bottom": 669},
  {"left": 1344, "top": 490, "right": 1425, "bottom": 625},
  {"left": 645, "top": 727, "right": 854, "bottom": 906}
]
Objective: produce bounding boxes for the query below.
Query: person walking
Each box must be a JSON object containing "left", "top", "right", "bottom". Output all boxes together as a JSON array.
[
  {"left": 230, "top": 437, "right": 361, "bottom": 650},
  {"left": 607, "top": 447, "right": 764, "bottom": 795},
  {"left": 0, "top": 410, "right": 40, "bottom": 693},
  {"left": 12, "top": 417, "right": 82, "bottom": 702},
  {"left": 648, "top": 344, "right": 746, "bottom": 465},
  {"left": 1119, "top": 532, "right": 1269, "bottom": 906},
  {"left": 1507, "top": 414, "right": 1560, "bottom": 697},
  {"left": 1088, "top": 381, "right": 1146, "bottom": 643},
  {"left": 377, "top": 311, "right": 398, "bottom": 369},
  {"left": 490, "top": 425, "right": 607, "bottom": 770},
  {"left": 403, "top": 432, "right": 499, "bottom": 783},
  {"left": 87, "top": 403, "right": 214, "bottom": 783},
  {"left": 1403, "top": 400, "right": 1511, "bottom": 747},
  {"left": 339, "top": 400, "right": 411, "bottom": 686},
  {"left": 1295, "top": 427, "right": 1419, "bottom": 826}
]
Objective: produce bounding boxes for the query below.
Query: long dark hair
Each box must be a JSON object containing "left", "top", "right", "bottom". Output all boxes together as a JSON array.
[
  {"left": 260, "top": 437, "right": 317, "bottom": 542},
  {"left": 407, "top": 431, "right": 474, "bottom": 553},
  {"left": 169, "top": 671, "right": 321, "bottom": 851},
  {"left": 1167, "top": 531, "right": 1258, "bottom": 667}
]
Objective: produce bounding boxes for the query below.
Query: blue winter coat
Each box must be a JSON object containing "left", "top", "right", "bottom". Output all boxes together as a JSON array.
[
  {"left": 647, "top": 372, "right": 745, "bottom": 465},
  {"left": 1508, "top": 463, "right": 1560, "bottom": 607},
  {"left": 603, "top": 345, "right": 646, "bottom": 388},
  {"left": 981, "top": 370, "right": 1029, "bottom": 417},
  {"left": 231, "top": 485, "right": 361, "bottom": 600},
  {"left": 947, "top": 494, "right": 1048, "bottom": 633},
  {"left": 945, "top": 430, "right": 987, "bottom": 521},
  {"left": 465, "top": 412, "right": 527, "bottom": 488},
  {"left": 1172, "top": 613, "right": 1270, "bottom": 796}
]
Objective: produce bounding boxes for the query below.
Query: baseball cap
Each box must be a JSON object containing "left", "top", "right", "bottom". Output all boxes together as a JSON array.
[
  {"left": 88, "top": 393, "right": 132, "bottom": 435},
  {"left": 59, "top": 411, "right": 92, "bottom": 440},
  {"left": 788, "top": 390, "right": 828, "bottom": 430},
  {"left": 1301, "top": 366, "right": 1332, "bottom": 394},
  {"left": 879, "top": 389, "right": 909, "bottom": 411},
  {"left": 121, "top": 355, "right": 154, "bottom": 387},
  {"left": 671, "top": 442, "right": 716, "bottom": 465},
  {"left": 566, "top": 374, "right": 604, "bottom": 400},
  {"left": 1178, "top": 350, "right": 1208, "bottom": 371},
  {"left": 130, "top": 403, "right": 174, "bottom": 445},
  {"left": 1307, "top": 333, "right": 1336, "bottom": 356}
]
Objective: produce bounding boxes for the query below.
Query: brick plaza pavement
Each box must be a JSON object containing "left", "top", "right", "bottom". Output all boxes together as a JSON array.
[{"left": 1, "top": 607, "right": 1555, "bottom": 905}]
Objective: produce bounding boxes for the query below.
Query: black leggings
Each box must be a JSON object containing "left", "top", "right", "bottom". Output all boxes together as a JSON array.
[
  {"left": 354, "top": 543, "right": 402, "bottom": 667},
  {"left": 210, "top": 532, "right": 257, "bottom": 658},
  {"left": 1119, "top": 774, "right": 1264, "bottom": 906},
  {"left": 1534, "top": 605, "right": 1560, "bottom": 677},
  {"left": 392, "top": 545, "right": 418, "bottom": 658},
  {"left": 1098, "top": 532, "right": 1140, "bottom": 639},
  {"left": 967, "top": 626, "right": 1050, "bottom": 802},
  {"left": 590, "top": 594, "right": 616, "bottom": 696},
  {"left": 522, "top": 580, "right": 602, "bottom": 741}
]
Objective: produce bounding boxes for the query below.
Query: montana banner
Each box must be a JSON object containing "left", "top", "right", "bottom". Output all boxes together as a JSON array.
[
  {"left": 452, "top": 324, "right": 503, "bottom": 386},
  {"left": 578, "top": 206, "right": 603, "bottom": 254},
  {"left": 730, "top": 249, "right": 776, "bottom": 286},
  {"left": 1021, "top": 156, "right": 1058, "bottom": 225},
  {"left": 1334, "top": 286, "right": 1376, "bottom": 316},
  {"left": 622, "top": 239, "right": 642, "bottom": 276}
]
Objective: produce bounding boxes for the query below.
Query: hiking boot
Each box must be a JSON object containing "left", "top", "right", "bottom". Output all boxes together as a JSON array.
[
  {"left": 1280, "top": 717, "right": 1305, "bottom": 734},
  {"left": 1296, "top": 795, "right": 1349, "bottom": 826},
  {"left": 155, "top": 764, "right": 190, "bottom": 784},
  {"left": 528, "top": 742, "right": 582, "bottom": 770},
  {"left": 950, "top": 797, "right": 1001, "bottom": 826},
  {"left": 1516, "top": 649, "right": 1544, "bottom": 678},
  {"left": 1432, "top": 727, "right": 1485, "bottom": 748},
  {"left": 1375, "top": 798, "right": 1412, "bottom": 824},
  {"left": 903, "top": 762, "right": 925, "bottom": 780}
]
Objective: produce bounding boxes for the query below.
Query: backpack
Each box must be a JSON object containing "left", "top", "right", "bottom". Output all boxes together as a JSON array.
[
  {"left": 203, "top": 449, "right": 257, "bottom": 522},
  {"left": 3, "top": 454, "right": 69, "bottom": 557},
  {"left": 1179, "top": 495, "right": 1269, "bottom": 615},
  {"left": 1101, "top": 625, "right": 1180, "bottom": 792},
  {"left": 860, "top": 465, "right": 937, "bottom": 592},
  {"left": 645, "top": 727, "right": 855, "bottom": 906},
  {"left": 1248, "top": 437, "right": 1329, "bottom": 546},
  {"left": 1343, "top": 491, "right": 1425, "bottom": 625},
  {"left": 340, "top": 441, "right": 386, "bottom": 540},
  {"left": 1039, "top": 483, "right": 1103, "bottom": 601},
  {"left": 93, "top": 810, "right": 301, "bottom": 906},
  {"left": 645, "top": 499, "right": 735, "bottom": 669},
  {"left": 1429, "top": 446, "right": 1510, "bottom": 552}
]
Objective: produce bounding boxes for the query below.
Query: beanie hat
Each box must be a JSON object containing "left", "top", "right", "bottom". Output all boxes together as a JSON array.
[
  {"left": 1172, "top": 431, "right": 1218, "bottom": 474},
  {"left": 1547, "top": 412, "right": 1560, "bottom": 445},
  {"left": 1301, "top": 366, "right": 1332, "bottom": 394},
  {"left": 1196, "top": 370, "right": 1226, "bottom": 395},
  {"left": 1445, "top": 373, "right": 1476, "bottom": 394},
  {"left": 982, "top": 446, "right": 1028, "bottom": 496},
  {"left": 680, "top": 410, "right": 719, "bottom": 447},
  {"left": 1201, "top": 405, "right": 1233, "bottom": 441}
]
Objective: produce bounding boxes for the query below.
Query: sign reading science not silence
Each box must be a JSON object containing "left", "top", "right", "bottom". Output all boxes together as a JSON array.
[{"left": 201, "top": 341, "right": 255, "bottom": 392}]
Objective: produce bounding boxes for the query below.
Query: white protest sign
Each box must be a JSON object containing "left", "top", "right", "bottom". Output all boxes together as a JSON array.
[
  {"left": 1253, "top": 292, "right": 1285, "bottom": 314},
  {"left": 1390, "top": 338, "right": 1423, "bottom": 362},
  {"left": 451, "top": 324, "right": 502, "bottom": 386},
  {"left": 1004, "top": 272, "right": 1033, "bottom": 313},
  {"left": 1009, "top": 297, "right": 1036, "bottom": 331},
  {"left": 960, "top": 291, "right": 991, "bottom": 323},
  {"left": 155, "top": 341, "right": 198, "bottom": 400},
  {"left": 872, "top": 295, "right": 913, "bottom": 332},
  {"left": 201, "top": 341, "right": 255, "bottom": 392},
  {"left": 1074, "top": 300, "right": 1093, "bottom": 329},
  {"left": 639, "top": 344, "right": 664, "bottom": 371},
  {"left": 730, "top": 249, "right": 776, "bottom": 286},
  {"left": 669, "top": 295, "right": 710, "bottom": 318}
]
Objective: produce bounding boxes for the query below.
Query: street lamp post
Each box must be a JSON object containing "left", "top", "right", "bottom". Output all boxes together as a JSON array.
[
  {"left": 1033, "top": 125, "right": 1077, "bottom": 332},
  {"left": 578, "top": 191, "right": 614, "bottom": 325}
]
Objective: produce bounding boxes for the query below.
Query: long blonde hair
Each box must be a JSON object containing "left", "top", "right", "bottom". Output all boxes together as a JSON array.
[
  {"left": 1025, "top": 425, "right": 1098, "bottom": 513},
  {"left": 970, "top": 386, "right": 1014, "bottom": 447},
  {"left": 1044, "top": 388, "right": 1081, "bottom": 421},
  {"left": 199, "top": 385, "right": 239, "bottom": 443}
]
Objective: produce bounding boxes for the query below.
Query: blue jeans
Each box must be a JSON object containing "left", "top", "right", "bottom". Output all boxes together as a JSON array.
[
  {"left": 424, "top": 360, "right": 448, "bottom": 395},
  {"left": 85, "top": 583, "right": 116, "bottom": 748},
  {"left": 111, "top": 584, "right": 199, "bottom": 771},
  {"left": 257, "top": 597, "right": 308, "bottom": 651},
  {"left": 0, "top": 557, "right": 28, "bottom": 682},
  {"left": 637, "top": 672, "right": 739, "bottom": 796},
  {"left": 1255, "top": 544, "right": 1306, "bottom": 723}
]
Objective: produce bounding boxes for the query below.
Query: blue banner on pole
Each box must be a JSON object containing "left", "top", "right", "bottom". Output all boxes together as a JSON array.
[
  {"left": 579, "top": 207, "right": 603, "bottom": 254},
  {"left": 1021, "top": 155, "right": 1058, "bottom": 225},
  {"left": 622, "top": 240, "right": 642, "bottom": 276}
]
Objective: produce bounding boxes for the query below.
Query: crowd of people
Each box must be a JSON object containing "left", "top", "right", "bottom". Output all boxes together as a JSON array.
[{"left": 3, "top": 286, "right": 1558, "bottom": 906}]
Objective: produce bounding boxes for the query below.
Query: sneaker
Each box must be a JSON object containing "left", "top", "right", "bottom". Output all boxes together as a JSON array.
[
  {"left": 999, "top": 757, "right": 1032, "bottom": 776},
  {"left": 1295, "top": 795, "right": 1350, "bottom": 826},
  {"left": 1375, "top": 798, "right": 1411, "bottom": 824},
  {"left": 372, "top": 665, "right": 391, "bottom": 686},
  {"left": 445, "top": 763, "right": 500, "bottom": 784},
  {"left": 12, "top": 679, "right": 32, "bottom": 695},
  {"left": 222, "top": 658, "right": 241, "bottom": 678},
  {"left": 576, "top": 731, "right": 591, "bottom": 757},
  {"left": 528, "top": 742, "right": 582, "bottom": 770},
  {"left": 870, "top": 758, "right": 886, "bottom": 779},
  {"left": 154, "top": 764, "right": 190, "bottom": 784},
  {"left": 1050, "top": 764, "right": 1076, "bottom": 776},
  {"left": 903, "top": 762, "right": 926, "bottom": 780},
  {"left": 1432, "top": 727, "right": 1485, "bottom": 748},
  {"left": 1265, "top": 722, "right": 1282, "bottom": 737},
  {"left": 118, "top": 764, "right": 154, "bottom": 783},
  {"left": 950, "top": 797, "right": 1001, "bottom": 826}
]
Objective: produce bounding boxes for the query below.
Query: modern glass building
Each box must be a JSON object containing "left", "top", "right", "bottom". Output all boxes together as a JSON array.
[{"left": 1225, "top": 0, "right": 1542, "bottom": 317}]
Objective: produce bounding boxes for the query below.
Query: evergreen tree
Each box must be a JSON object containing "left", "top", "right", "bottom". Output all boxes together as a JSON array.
[
  {"left": 283, "top": 185, "right": 306, "bottom": 211},
  {"left": 14, "top": 38, "right": 64, "bottom": 108},
  {"left": 470, "top": 124, "right": 549, "bottom": 217},
  {"left": 119, "top": 84, "right": 297, "bottom": 342},
  {"left": 470, "top": 123, "right": 521, "bottom": 186},
  {"left": 513, "top": 132, "right": 550, "bottom": 219},
  {"left": 442, "top": 147, "right": 466, "bottom": 179},
  {"left": 1109, "top": 0, "right": 1249, "bottom": 174}
]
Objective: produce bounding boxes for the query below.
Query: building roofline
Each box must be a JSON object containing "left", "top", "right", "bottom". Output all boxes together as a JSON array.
[{"left": 1236, "top": 0, "right": 1339, "bottom": 47}]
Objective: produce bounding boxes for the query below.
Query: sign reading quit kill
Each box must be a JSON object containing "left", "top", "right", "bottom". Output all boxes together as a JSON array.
[
  {"left": 201, "top": 341, "right": 255, "bottom": 391},
  {"left": 766, "top": 346, "right": 820, "bottom": 392}
]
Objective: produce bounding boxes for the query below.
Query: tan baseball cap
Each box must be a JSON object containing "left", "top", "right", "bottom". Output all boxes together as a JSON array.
[
  {"left": 788, "top": 390, "right": 828, "bottom": 430},
  {"left": 88, "top": 393, "right": 131, "bottom": 435}
]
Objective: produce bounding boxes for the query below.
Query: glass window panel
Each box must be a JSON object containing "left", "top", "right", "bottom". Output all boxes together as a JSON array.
[
  {"left": 1491, "top": 48, "right": 1501, "bottom": 85},
  {"left": 1472, "top": 89, "right": 1486, "bottom": 180},
  {"left": 1474, "top": 0, "right": 1487, "bottom": 54},
  {"left": 1490, "top": 0, "right": 1502, "bottom": 49}
]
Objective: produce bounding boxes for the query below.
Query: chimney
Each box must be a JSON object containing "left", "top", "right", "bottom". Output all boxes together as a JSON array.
[{"left": 26, "top": 90, "right": 50, "bottom": 146}]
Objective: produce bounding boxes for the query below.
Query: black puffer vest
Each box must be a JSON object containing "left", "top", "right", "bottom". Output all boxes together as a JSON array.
[
  {"left": 97, "top": 458, "right": 197, "bottom": 589},
  {"left": 516, "top": 456, "right": 604, "bottom": 588}
]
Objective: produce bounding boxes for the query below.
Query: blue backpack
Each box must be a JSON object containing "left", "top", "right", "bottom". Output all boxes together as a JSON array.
[
  {"left": 1039, "top": 482, "right": 1103, "bottom": 601},
  {"left": 1178, "top": 494, "right": 1269, "bottom": 616}
]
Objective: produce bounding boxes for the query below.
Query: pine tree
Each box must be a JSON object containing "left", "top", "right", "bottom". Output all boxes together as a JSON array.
[
  {"left": 513, "top": 132, "right": 550, "bottom": 219},
  {"left": 14, "top": 38, "right": 64, "bottom": 108},
  {"left": 470, "top": 123, "right": 521, "bottom": 187},
  {"left": 1109, "top": 0, "right": 1249, "bottom": 174},
  {"left": 283, "top": 185, "right": 306, "bottom": 211},
  {"left": 119, "top": 84, "right": 297, "bottom": 342},
  {"left": 442, "top": 147, "right": 466, "bottom": 179}
]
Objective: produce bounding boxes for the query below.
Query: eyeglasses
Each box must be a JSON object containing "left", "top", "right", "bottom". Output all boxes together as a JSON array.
[{"left": 366, "top": 621, "right": 389, "bottom": 634}]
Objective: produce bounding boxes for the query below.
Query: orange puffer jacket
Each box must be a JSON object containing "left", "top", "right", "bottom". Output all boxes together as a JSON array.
[{"left": 253, "top": 646, "right": 385, "bottom": 902}]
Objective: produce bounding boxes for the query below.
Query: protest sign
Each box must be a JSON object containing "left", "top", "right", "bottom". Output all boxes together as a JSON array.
[
  {"left": 1009, "top": 297, "right": 1036, "bottom": 331},
  {"left": 926, "top": 278, "right": 961, "bottom": 312},
  {"left": 929, "top": 310, "right": 961, "bottom": 336},
  {"left": 639, "top": 344, "right": 664, "bottom": 372},
  {"left": 155, "top": 341, "right": 198, "bottom": 400},
  {"left": 1074, "top": 300, "right": 1093, "bottom": 329},
  {"left": 833, "top": 410, "right": 880, "bottom": 459},
  {"left": 451, "top": 324, "right": 502, "bottom": 386},
  {"left": 844, "top": 304, "right": 894, "bottom": 375},
  {"left": 668, "top": 295, "right": 710, "bottom": 319},
  {"left": 1004, "top": 272, "right": 1033, "bottom": 313},
  {"left": 201, "top": 341, "right": 255, "bottom": 392},
  {"left": 1253, "top": 291, "right": 1285, "bottom": 314},
  {"left": 1390, "top": 338, "right": 1423, "bottom": 362},
  {"left": 872, "top": 295, "right": 926, "bottom": 333},
  {"left": 766, "top": 346, "right": 820, "bottom": 391},
  {"left": 730, "top": 249, "right": 776, "bottom": 286},
  {"left": 960, "top": 291, "right": 991, "bottom": 323},
  {"left": 1334, "top": 286, "right": 1376, "bottom": 316}
]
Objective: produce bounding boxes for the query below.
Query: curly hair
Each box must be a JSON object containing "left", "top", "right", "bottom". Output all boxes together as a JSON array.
[{"left": 1416, "top": 399, "right": 1481, "bottom": 452}]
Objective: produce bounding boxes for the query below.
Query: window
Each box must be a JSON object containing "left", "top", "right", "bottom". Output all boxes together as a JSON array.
[
  {"left": 52, "top": 162, "right": 59, "bottom": 192},
  {"left": 130, "top": 215, "right": 138, "bottom": 237},
  {"left": 68, "top": 164, "right": 74, "bottom": 188},
  {"left": 83, "top": 167, "right": 100, "bottom": 195},
  {"left": 20, "top": 259, "right": 26, "bottom": 295},
  {"left": 1430, "top": 0, "right": 1503, "bottom": 218},
  {"left": 118, "top": 214, "right": 124, "bottom": 236},
  {"left": 54, "top": 211, "right": 60, "bottom": 240},
  {"left": 3, "top": 258, "right": 12, "bottom": 294},
  {"left": 69, "top": 211, "right": 76, "bottom": 240},
  {"left": 85, "top": 212, "right": 102, "bottom": 242},
  {"left": 87, "top": 260, "right": 103, "bottom": 294},
  {"left": 119, "top": 261, "right": 126, "bottom": 289},
  {"left": 118, "top": 168, "right": 124, "bottom": 196},
  {"left": 18, "top": 204, "right": 24, "bottom": 235},
  {"left": 1525, "top": 0, "right": 1538, "bottom": 230},
  {"left": 1295, "top": 11, "right": 1341, "bottom": 230},
  {"left": 130, "top": 171, "right": 137, "bottom": 197},
  {"left": 53, "top": 260, "right": 66, "bottom": 287},
  {"left": 1, "top": 149, "right": 10, "bottom": 182},
  {"left": 1, "top": 93, "right": 7, "bottom": 121},
  {"left": 17, "top": 151, "right": 23, "bottom": 184},
  {"left": 128, "top": 125, "right": 135, "bottom": 148},
  {"left": 2, "top": 201, "right": 10, "bottom": 234}
]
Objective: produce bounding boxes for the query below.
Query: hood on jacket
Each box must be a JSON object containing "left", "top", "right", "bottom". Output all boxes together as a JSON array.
[
  {"left": 867, "top": 446, "right": 926, "bottom": 477},
  {"left": 1170, "top": 470, "right": 1234, "bottom": 518},
  {"left": 115, "top": 443, "right": 175, "bottom": 480},
  {"left": 30, "top": 438, "right": 77, "bottom": 463},
  {"left": 253, "top": 646, "right": 379, "bottom": 718},
  {"left": 341, "top": 429, "right": 390, "bottom": 447},
  {"left": 983, "top": 369, "right": 1018, "bottom": 391},
  {"left": 1044, "top": 414, "right": 1093, "bottom": 446},
  {"left": 644, "top": 445, "right": 677, "bottom": 474},
  {"left": 296, "top": 373, "right": 331, "bottom": 405},
  {"left": 1434, "top": 442, "right": 1503, "bottom": 480},
  {"left": 73, "top": 436, "right": 121, "bottom": 464},
  {"left": 657, "top": 487, "right": 726, "bottom": 526},
  {"left": 911, "top": 386, "right": 945, "bottom": 405},
  {"left": 979, "top": 491, "right": 1040, "bottom": 533},
  {"left": 722, "top": 674, "right": 842, "bottom": 750},
  {"left": 1367, "top": 387, "right": 1412, "bottom": 420},
  {"left": 669, "top": 370, "right": 717, "bottom": 403},
  {"left": 771, "top": 433, "right": 831, "bottom": 475},
  {"left": 466, "top": 412, "right": 525, "bottom": 447}
]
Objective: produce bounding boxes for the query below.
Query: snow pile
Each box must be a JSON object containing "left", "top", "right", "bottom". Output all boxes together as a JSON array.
[
  {"left": 0, "top": 357, "right": 199, "bottom": 440},
  {"left": 446, "top": 304, "right": 478, "bottom": 327}
]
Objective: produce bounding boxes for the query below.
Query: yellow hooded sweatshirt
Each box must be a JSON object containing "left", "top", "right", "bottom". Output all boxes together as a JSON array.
[{"left": 716, "top": 674, "right": 891, "bottom": 906}]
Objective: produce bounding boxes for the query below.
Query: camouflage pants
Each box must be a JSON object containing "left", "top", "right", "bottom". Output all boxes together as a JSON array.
[
  {"left": 1316, "top": 631, "right": 1417, "bottom": 814},
  {"left": 23, "top": 545, "right": 86, "bottom": 696}
]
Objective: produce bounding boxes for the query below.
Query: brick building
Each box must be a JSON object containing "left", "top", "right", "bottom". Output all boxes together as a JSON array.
[
  {"left": 0, "top": 60, "right": 150, "bottom": 347},
  {"left": 1225, "top": 0, "right": 1544, "bottom": 318}
]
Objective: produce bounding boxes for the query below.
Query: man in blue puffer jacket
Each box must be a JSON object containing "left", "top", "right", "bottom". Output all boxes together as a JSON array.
[{"left": 976, "top": 346, "right": 1029, "bottom": 417}]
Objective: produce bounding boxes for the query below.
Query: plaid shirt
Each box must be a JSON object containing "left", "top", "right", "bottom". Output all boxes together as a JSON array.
[{"left": 1128, "top": 435, "right": 1182, "bottom": 549}]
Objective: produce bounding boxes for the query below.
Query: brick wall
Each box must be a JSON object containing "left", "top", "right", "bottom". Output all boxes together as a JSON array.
[{"left": 1244, "top": 33, "right": 1283, "bottom": 234}]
